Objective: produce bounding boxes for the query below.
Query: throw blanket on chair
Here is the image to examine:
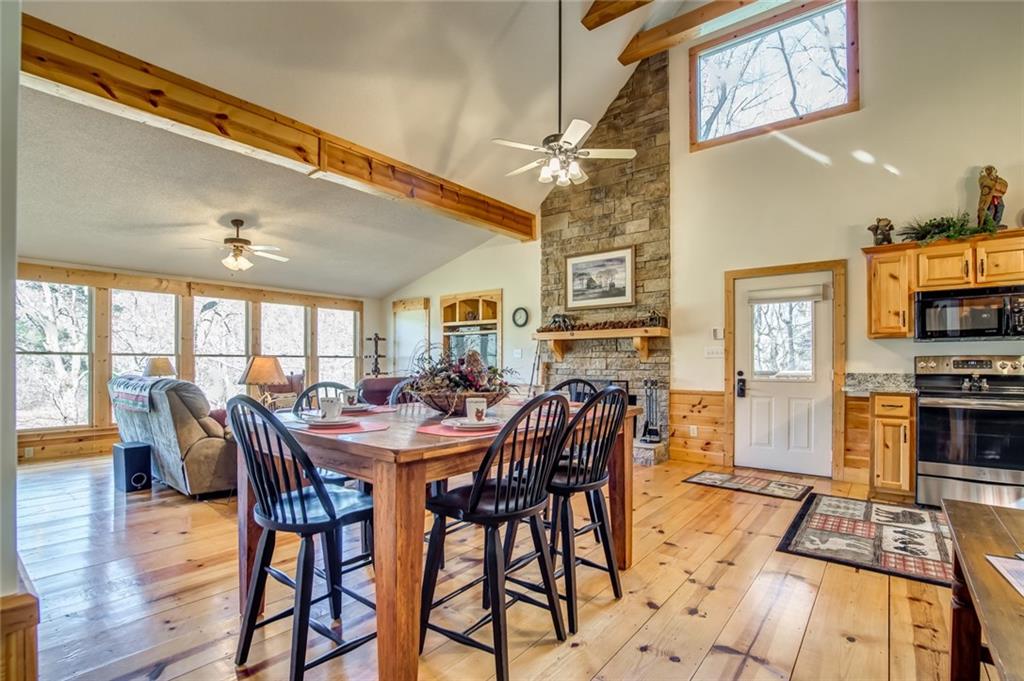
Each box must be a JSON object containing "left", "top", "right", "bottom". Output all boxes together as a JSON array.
[{"left": 109, "top": 375, "right": 159, "bottom": 413}]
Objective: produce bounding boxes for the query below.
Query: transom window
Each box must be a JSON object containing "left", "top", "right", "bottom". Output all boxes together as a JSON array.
[
  {"left": 691, "top": 0, "right": 857, "bottom": 150},
  {"left": 111, "top": 289, "right": 178, "bottom": 377},
  {"left": 317, "top": 308, "right": 358, "bottom": 388},
  {"left": 194, "top": 296, "right": 249, "bottom": 408},
  {"left": 752, "top": 300, "right": 814, "bottom": 380},
  {"left": 15, "top": 281, "right": 91, "bottom": 429}
]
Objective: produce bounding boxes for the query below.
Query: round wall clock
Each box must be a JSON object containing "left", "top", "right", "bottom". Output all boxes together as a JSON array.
[{"left": 512, "top": 307, "right": 529, "bottom": 327}]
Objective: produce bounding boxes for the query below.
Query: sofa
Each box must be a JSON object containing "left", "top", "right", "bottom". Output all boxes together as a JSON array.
[{"left": 109, "top": 377, "right": 237, "bottom": 496}]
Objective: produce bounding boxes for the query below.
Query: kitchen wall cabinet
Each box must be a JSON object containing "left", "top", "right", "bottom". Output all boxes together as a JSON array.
[
  {"left": 868, "top": 393, "right": 915, "bottom": 503},
  {"left": 866, "top": 252, "right": 912, "bottom": 338},
  {"left": 975, "top": 235, "right": 1024, "bottom": 284},
  {"left": 915, "top": 242, "right": 974, "bottom": 290}
]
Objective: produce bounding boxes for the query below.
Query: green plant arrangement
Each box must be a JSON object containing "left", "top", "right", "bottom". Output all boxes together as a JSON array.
[
  {"left": 406, "top": 347, "right": 515, "bottom": 415},
  {"left": 897, "top": 211, "right": 999, "bottom": 244}
]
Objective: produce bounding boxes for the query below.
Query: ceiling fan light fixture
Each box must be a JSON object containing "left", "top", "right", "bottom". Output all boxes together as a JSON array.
[
  {"left": 538, "top": 165, "right": 554, "bottom": 183},
  {"left": 548, "top": 156, "right": 562, "bottom": 173},
  {"left": 568, "top": 160, "right": 583, "bottom": 180},
  {"left": 222, "top": 253, "right": 253, "bottom": 271},
  {"left": 555, "top": 171, "right": 571, "bottom": 187}
]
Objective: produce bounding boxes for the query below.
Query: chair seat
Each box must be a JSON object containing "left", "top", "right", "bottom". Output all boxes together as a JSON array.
[
  {"left": 427, "top": 480, "right": 545, "bottom": 524},
  {"left": 255, "top": 485, "right": 373, "bottom": 533},
  {"left": 316, "top": 467, "right": 353, "bottom": 487},
  {"left": 549, "top": 465, "right": 608, "bottom": 493}
]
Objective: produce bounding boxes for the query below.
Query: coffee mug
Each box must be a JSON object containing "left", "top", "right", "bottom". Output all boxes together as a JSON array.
[
  {"left": 320, "top": 396, "right": 342, "bottom": 419},
  {"left": 465, "top": 397, "right": 488, "bottom": 422},
  {"left": 342, "top": 389, "right": 360, "bottom": 406}
]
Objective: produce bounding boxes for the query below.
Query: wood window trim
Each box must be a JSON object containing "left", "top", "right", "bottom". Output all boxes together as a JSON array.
[
  {"left": 688, "top": 0, "right": 860, "bottom": 153},
  {"left": 15, "top": 260, "right": 365, "bottom": 444},
  {"left": 723, "top": 259, "right": 847, "bottom": 480}
]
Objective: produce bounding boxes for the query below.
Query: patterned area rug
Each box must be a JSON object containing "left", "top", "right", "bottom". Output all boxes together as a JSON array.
[
  {"left": 777, "top": 493, "right": 953, "bottom": 585},
  {"left": 685, "top": 471, "right": 812, "bottom": 501}
]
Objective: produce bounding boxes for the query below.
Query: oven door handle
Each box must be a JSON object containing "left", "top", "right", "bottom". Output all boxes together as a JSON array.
[{"left": 919, "top": 396, "right": 1024, "bottom": 411}]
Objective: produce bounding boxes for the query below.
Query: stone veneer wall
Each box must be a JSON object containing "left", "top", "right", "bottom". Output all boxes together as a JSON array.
[{"left": 539, "top": 52, "right": 670, "bottom": 437}]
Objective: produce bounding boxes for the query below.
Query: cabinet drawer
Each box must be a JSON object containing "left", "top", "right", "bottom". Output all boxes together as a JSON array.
[{"left": 872, "top": 395, "right": 911, "bottom": 417}]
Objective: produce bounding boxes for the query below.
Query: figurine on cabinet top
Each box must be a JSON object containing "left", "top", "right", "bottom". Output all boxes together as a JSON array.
[
  {"left": 868, "top": 217, "right": 895, "bottom": 245},
  {"left": 978, "top": 165, "right": 1008, "bottom": 227}
]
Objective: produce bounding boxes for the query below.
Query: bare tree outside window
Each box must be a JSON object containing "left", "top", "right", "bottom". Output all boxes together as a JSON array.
[
  {"left": 261, "top": 303, "right": 306, "bottom": 379},
  {"left": 317, "top": 308, "right": 358, "bottom": 387},
  {"left": 696, "top": 1, "right": 850, "bottom": 144},
  {"left": 111, "top": 289, "right": 177, "bottom": 377},
  {"left": 752, "top": 300, "right": 814, "bottom": 379},
  {"left": 194, "top": 296, "right": 248, "bottom": 408},
  {"left": 15, "top": 281, "right": 91, "bottom": 428}
]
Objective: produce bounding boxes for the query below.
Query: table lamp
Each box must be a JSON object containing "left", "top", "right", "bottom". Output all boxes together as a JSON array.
[
  {"left": 142, "top": 356, "right": 176, "bottom": 377},
  {"left": 238, "top": 356, "right": 287, "bottom": 406}
]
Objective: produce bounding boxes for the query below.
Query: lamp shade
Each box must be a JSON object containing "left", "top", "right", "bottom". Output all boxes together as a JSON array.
[
  {"left": 238, "top": 356, "right": 287, "bottom": 386},
  {"left": 142, "top": 356, "right": 176, "bottom": 377}
]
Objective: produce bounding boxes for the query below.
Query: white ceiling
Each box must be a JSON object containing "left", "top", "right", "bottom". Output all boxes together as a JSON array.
[
  {"left": 17, "top": 88, "right": 496, "bottom": 298},
  {"left": 24, "top": 0, "right": 655, "bottom": 212}
]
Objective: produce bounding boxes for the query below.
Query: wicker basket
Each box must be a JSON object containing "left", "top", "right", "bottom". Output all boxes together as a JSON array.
[{"left": 411, "top": 390, "right": 508, "bottom": 416}]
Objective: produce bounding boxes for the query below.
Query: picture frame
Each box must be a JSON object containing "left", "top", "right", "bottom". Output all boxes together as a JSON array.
[{"left": 565, "top": 247, "right": 635, "bottom": 310}]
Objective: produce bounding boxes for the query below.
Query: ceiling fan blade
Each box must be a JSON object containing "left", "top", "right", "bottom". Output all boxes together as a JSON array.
[
  {"left": 492, "top": 138, "right": 546, "bottom": 153},
  {"left": 252, "top": 251, "right": 289, "bottom": 263},
  {"left": 570, "top": 168, "right": 589, "bottom": 185},
  {"left": 200, "top": 237, "right": 226, "bottom": 245},
  {"left": 505, "top": 159, "right": 547, "bottom": 177},
  {"left": 248, "top": 244, "right": 281, "bottom": 252},
  {"left": 559, "top": 119, "right": 592, "bottom": 148},
  {"left": 577, "top": 148, "right": 637, "bottom": 159}
]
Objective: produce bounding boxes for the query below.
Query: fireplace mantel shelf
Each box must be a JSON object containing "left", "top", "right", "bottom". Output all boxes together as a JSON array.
[{"left": 533, "top": 327, "right": 669, "bottom": 362}]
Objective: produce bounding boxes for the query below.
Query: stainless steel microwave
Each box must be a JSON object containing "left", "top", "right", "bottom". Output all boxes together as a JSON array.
[{"left": 915, "top": 286, "right": 1024, "bottom": 340}]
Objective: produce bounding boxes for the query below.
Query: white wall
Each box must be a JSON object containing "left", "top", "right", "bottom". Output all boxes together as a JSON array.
[
  {"left": 669, "top": 1, "right": 1024, "bottom": 390},
  {"left": 381, "top": 236, "right": 541, "bottom": 381},
  {"left": 1, "top": 0, "right": 21, "bottom": 595}
]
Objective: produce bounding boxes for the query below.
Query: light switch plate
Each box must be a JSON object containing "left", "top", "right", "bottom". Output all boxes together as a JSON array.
[
  {"left": 704, "top": 345, "right": 724, "bottom": 359},
  {"left": 688, "top": 425, "right": 699, "bottom": 437},
  {"left": 512, "top": 348, "right": 523, "bottom": 359}
]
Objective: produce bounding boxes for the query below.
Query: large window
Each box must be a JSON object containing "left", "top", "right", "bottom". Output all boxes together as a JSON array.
[
  {"left": 15, "top": 281, "right": 91, "bottom": 429},
  {"left": 317, "top": 308, "right": 358, "bottom": 387},
  {"left": 194, "top": 296, "right": 249, "bottom": 408},
  {"left": 261, "top": 303, "right": 306, "bottom": 379},
  {"left": 691, "top": 0, "right": 856, "bottom": 149},
  {"left": 111, "top": 290, "right": 177, "bottom": 377}
]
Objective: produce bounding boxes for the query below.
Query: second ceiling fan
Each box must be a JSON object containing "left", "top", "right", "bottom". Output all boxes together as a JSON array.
[{"left": 492, "top": 0, "right": 636, "bottom": 186}]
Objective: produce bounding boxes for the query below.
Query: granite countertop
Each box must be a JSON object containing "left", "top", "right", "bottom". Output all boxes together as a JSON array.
[{"left": 843, "top": 373, "right": 916, "bottom": 397}]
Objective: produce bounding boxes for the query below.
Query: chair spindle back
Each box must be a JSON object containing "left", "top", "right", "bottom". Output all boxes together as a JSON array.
[
  {"left": 557, "top": 386, "right": 628, "bottom": 488},
  {"left": 551, "top": 378, "right": 598, "bottom": 404},
  {"left": 292, "top": 382, "right": 352, "bottom": 415}
]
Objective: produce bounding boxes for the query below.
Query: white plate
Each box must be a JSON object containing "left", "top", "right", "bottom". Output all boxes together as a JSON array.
[
  {"left": 298, "top": 413, "right": 354, "bottom": 427},
  {"left": 442, "top": 417, "right": 502, "bottom": 430},
  {"left": 340, "top": 403, "right": 372, "bottom": 412}
]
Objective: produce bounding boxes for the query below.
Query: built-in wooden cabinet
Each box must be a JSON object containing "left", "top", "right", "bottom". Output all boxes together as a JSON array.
[
  {"left": 864, "top": 230, "right": 1024, "bottom": 337},
  {"left": 869, "top": 393, "right": 915, "bottom": 503},
  {"left": 440, "top": 289, "right": 502, "bottom": 366}
]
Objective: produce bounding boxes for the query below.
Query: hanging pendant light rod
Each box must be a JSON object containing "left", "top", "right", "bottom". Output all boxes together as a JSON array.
[{"left": 557, "top": 0, "right": 562, "bottom": 133}]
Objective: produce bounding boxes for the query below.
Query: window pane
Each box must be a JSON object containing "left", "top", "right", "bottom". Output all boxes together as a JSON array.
[
  {"left": 111, "top": 354, "right": 175, "bottom": 378},
  {"left": 16, "top": 354, "right": 89, "bottom": 428},
  {"left": 319, "top": 357, "right": 355, "bottom": 388},
  {"left": 697, "top": 1, "right": 848, "bottom": 142},
  {"left": 15, "top": 281, "right": 90, "bottom": 353},
  {"left": 277, "top": 356, "right": 307, "bottom": 379},
  {"left": 317, "top": 308, "right": 356, "bottom": 356},
  {"left": 195, "top": 356, "right": 248, "bottom": 408},
  {"left": 195, "top": 296, "right": 247, "bottom": 356},
  {"left": 111, "top": 290, "right": 176, "bottom": 354},
  {"left": 261, "top": 303, "right": 305, "bottom": 357},
  {"left": 752, "top": 300, "right": 814, "bottom": 379}
]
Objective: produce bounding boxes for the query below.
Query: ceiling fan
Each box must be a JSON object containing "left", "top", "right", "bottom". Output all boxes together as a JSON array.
[
  {"left": 491, "top": 0, "right": 636, "bottom": 187},
  {"left": 218, "top": 218, "right": 289, "bottom": 271}
]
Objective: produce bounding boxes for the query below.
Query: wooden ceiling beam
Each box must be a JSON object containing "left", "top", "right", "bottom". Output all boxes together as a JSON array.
[
  {"left": 618, "top": 0, "right": 750, "bottom": 65},
  {"left": 20, "top": 14, "right": 536, "bottom": 241},
  {"left": 581, "top": 1, "right": 653, "bottom": 31}
]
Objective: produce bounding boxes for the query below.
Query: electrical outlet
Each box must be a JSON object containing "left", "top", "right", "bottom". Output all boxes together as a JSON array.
[
  {"left": 688, "top": 425, "right": 699, "bottom": 437},
  {"left": 704, "top": 345, "right": 724, "bottom": 359},
  {"left": 23, "top": 446, "right": 34, "bottom": 458}
]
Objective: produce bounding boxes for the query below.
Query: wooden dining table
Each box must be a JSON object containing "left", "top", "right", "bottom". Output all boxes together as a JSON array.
[{"left": 236, "top": 401, "right": 640, "bottom": 681}]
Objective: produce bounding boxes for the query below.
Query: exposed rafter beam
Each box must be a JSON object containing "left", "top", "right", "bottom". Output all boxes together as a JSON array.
[
  {"left": 619, "top": 0, "right": 750, "bottom": 65},
  {"left": 20, "top": 14, "right": 536, "bottom": 241},
  {"left": 581, "top": 1, "right": 653, "bottom": 30}
]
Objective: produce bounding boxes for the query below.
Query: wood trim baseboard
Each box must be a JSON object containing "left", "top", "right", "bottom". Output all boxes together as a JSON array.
[
  {"left": 1, "top": 558, "right": 40, "bottom": 681},
  {"left": 723, "top": 259, "right": 848, "bottom": 479}
]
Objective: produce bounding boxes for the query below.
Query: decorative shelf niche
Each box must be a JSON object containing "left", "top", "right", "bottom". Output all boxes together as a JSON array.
[
  {"left": 533, "top": 327, "right": 669, "bottom": 362},
  {"left": 441, "top": 289, "right": 502, "bottom": 366}
]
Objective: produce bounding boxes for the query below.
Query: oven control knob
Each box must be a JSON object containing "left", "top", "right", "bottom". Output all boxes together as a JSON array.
[
  {"left": 928, "top": 361, "right": 937, "bottom": 368},
  {"left": 1012, "top": 362, "right": 1021, "bottom": 370},
  {"left": 918, "top": 361, "right": 927, "bottom": 369},
  {"left": 998, "top": 361, "right": 1010, "bottom": 370}
]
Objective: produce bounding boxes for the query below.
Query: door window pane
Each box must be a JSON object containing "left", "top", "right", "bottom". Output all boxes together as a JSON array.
[
  {"left": 15, "top": 281, "right": 91, "bottom": 428},
  {"left": 111, "top": 289, "right": 177, "bottom": 377},
  {"left": 752, "top": 300, "right": 814, "bottom": 380}
]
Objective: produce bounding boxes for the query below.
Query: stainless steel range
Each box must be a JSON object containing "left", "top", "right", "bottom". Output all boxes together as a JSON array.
[{"left": 916, "top": 355, "right": 1024, "bottom": 508}]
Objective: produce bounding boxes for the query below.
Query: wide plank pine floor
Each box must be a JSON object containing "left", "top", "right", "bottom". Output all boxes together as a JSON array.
[{"left": 18, "top": 456, "right": 971, "bottom": 680}]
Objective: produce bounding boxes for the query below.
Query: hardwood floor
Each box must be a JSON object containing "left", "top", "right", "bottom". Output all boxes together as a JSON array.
[{"left": 17, "top": 456, "right": 971, "bottom": 680}]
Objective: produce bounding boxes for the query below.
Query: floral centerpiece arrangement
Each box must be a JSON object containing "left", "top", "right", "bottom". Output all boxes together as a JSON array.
[{"left": 406, "top": 348, "right": 513, "bottom": 416}]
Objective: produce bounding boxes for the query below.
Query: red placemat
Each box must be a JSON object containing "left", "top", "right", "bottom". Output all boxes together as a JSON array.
[
  {"left": 296, "top": 421, "right": 390, "bottom": 436},
  {"left": 417, "top": 423, "right": 502, "bottom": 437}
]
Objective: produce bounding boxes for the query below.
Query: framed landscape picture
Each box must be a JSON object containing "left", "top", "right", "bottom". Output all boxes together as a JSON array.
[{"left": 565, "top": 247, "right": 635, "bottom": 310}]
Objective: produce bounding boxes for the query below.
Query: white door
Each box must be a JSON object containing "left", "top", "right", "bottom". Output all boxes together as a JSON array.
[{"left": 734, "top": 271, "right": 833, "bottom": 476}]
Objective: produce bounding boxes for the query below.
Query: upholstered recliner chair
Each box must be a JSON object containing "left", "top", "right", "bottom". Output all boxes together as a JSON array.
[{"left": 109, "top": 377, "right": 236, "bottom": 496}]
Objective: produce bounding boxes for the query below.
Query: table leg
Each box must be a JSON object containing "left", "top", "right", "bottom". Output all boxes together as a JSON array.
[
  {"left": 950, "top": 551, "right": 981, "bottom": 681},
  {"left": 607, "top": 416, "right": 634, "bottom": 570},
  {"left": 373, "top": 460, "right": 426, "bottom": 681},
  {"left": 237, "top": 448, "right": 262, "bottom": 615}
]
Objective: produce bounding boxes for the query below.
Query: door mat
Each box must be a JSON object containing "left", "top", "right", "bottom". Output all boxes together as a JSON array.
[
  {"left": 777, "top": 493, "right": 953, "bottom": 586},
  {"left": 684, "top": 471, "right": 812, "bottom": 501}
]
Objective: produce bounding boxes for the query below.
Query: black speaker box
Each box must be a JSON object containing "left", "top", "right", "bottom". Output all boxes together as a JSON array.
[{"left": 113, "top": 441, "right": 152, "bottom": 492}]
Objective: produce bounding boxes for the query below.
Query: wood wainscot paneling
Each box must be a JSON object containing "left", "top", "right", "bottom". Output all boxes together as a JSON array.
[
  {"left": 668, "top": 390, "right": 726, "bottom": 465},
  {"left": 1, "top": 559, "right": 40, "bottom": 681},
  {"left": 17, "top": 426, "right": 120, "bottom": 463},
  {"left": 843, "top": 395, "right": 870, "bottom": 485}
]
